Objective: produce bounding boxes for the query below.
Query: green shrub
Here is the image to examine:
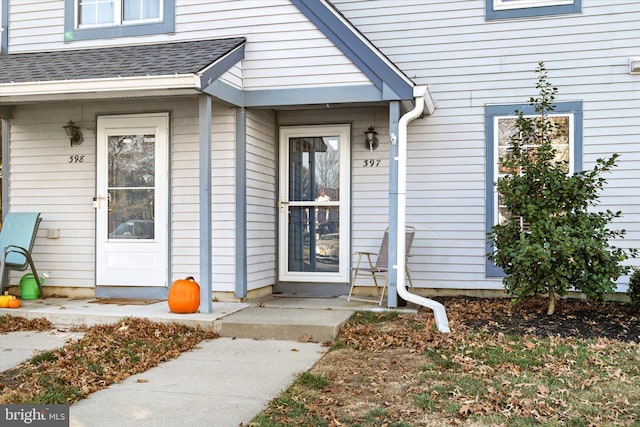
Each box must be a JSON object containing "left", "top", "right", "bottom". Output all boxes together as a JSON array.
[{"left": 488, "top": 62, "right": 637, "bottom": 314}]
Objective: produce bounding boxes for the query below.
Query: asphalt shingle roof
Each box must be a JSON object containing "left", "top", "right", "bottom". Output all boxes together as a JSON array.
[{"left": 0, "top": 38, "right": 246, "bottom": 84}]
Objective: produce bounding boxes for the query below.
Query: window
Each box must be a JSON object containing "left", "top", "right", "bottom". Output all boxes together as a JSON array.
[
  {"left": 495, "top": 114, "right": 572, "bottom": 227},
  {"left": 485, "top": 102, "right": 583, "bottom": 276},
  {"left": 486, "top": 0, "right": 582, "bottom": 20},
  {"left": 64, "top": 0, "right": 174, "bottom": 42},
  {"left": 78, "top": 0, "right": 161, "bottom": 27}
]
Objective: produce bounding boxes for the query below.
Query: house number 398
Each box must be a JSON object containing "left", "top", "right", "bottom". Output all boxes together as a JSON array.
[
  {"left": 363, "top": 159, "right": 381, "bottom": 167},
  {"left": 69, "top": 155, "right": 85, "bottom": 163}
]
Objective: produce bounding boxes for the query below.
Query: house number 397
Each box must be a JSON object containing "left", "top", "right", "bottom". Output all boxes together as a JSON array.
[
  {"left": 363, "top": 159, "right": 381, "bottom": 167},
  {"left": 69, "top": 155, "right": 85, "bottom": 163}
]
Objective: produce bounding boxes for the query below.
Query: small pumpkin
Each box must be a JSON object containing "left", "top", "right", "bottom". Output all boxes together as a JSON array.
[
  {"left": 0, "top": 293, "right": 11, "bottom": 308},
  {"left": 168, "top": 276, "right": 200, "bottom": 314},
  {"left": 8, "top": 298, "right": 20, "bottom": 309}
]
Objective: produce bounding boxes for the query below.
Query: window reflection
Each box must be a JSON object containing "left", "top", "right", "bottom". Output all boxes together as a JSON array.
[
  {"left": 107, "top": 134, "right": 155, "bottom": 240},
  {"left": 287, "top": 135, "right": 341, "bottom": 273}
]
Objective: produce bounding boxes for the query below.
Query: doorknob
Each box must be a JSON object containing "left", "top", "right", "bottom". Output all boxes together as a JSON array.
[
  {"left": 93, "top": 195, "right": 107, "bottom": 209},
  {"left": 278, "top": 196, "right": 289, "bottom": 213}
]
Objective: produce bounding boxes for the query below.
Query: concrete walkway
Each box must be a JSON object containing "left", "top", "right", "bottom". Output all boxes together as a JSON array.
[{"left": 69, "top": 338, "right": 326, "bottom": 427}]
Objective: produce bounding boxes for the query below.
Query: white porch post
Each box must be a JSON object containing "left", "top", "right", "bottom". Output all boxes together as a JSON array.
[{"left": 199, "top": 95, "right": 213, "bottom": 313}]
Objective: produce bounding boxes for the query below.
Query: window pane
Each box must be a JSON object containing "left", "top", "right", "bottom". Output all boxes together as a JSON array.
[
  {"left": 79, "top": 0, "right": 114, "bottom": 25},
  {"left": 495, "top": 0, "right": 574, "bottom": 9},
  {"left": 124, "top": 0, "right": 161, "bottom": 21},
  {"left": 286, "top": 132, "right": 342, "bottom": 275},
  {"left": 496, "top": 114, "right": 571, "bottom": 225},
  {"left": 107, "top": 133, "right": 156, "bottom": 240},
  {"left": 108, "top": 190, "right": 155, "bottom": 240},
  {"left": 108, "top": 134, "right": 155, "bottom": 187},
  {"left": 143, "top": 0, "right": 161, "bottom": 19},
  {"left": 315, "top": 136, "right": 340, "bottom": 202},
  {"left": 287, "top": 206, "right": 339, "bottom": 273},
  {"left": 497, "top": 118, "right": 518, "bottom": 147},
  {"left": 288, "top": 136, "right": 340, "bottom": 202},
  {"left": 79, "top": 3, "right": 97, "bottom": 25}
]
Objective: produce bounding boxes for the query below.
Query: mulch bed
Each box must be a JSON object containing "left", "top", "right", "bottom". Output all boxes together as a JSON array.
[{"left": 442, "top": 296, "right": 640, "bottom": 341}]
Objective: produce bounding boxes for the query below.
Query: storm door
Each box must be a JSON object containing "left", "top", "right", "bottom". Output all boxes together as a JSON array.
[
  {"left": 278, "top": 125, "right": 350, "bottom": 283},
  {"left": 96, "top": 113, "right": 169, "bottom": 287}
]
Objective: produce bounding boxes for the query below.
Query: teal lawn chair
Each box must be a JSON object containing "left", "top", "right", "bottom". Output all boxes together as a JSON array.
[{"left": 0, "top": 212, "right": 45, "bottom": 298}]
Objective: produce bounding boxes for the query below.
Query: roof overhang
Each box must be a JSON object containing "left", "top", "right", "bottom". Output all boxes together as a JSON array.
[{"left": 0, "top": 38, "right": 245, "bottom": 104}]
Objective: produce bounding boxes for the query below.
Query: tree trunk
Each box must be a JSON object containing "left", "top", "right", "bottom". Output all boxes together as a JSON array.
[{"left": 547, "top": 288, "right": 556, "bottom": 315}]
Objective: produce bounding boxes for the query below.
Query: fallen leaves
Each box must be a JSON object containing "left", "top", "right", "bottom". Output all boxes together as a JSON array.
[
  {"left": 0, "top": 315, "right": 54, "bottom": 332},
  {"left": 0, "top": 317, "right": 217, "bottom": 404}
]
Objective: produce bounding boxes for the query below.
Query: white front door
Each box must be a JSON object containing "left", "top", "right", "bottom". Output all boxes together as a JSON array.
[
  {"left": 96, "top": 113, "right": 169, "bottom": 287},
  {"left": 278, "top": 125, "right": 351, "bottom": 283}
]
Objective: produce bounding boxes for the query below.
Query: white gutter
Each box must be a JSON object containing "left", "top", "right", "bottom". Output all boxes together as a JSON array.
[
  {"left": 397, "top": 85, "right": 450, "bottom": 333},
  {"left": 0, "top": 74, "right": 201, "bottom": 97}
]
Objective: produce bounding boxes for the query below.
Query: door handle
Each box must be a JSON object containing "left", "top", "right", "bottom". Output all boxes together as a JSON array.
[
  {"left": 93, "top": 196, "right": 107, "bottom": 209},
  {"left": 278, "top": 196, "right": 289, "bottom": 213}
]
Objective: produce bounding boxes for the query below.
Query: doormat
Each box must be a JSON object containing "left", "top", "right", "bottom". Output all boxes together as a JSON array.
[{"left": 88, "top": 298, "right": 163, "bottom": 305}]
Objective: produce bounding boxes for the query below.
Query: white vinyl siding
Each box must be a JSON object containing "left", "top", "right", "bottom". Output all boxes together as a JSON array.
[
  {"left": 220, "top": 64, "right": 243, "bottom": 90},
  {"left": 169, "top": 99, "right": 236, "bottom": 291},
  {"left": 8, "top": 0, "right": 369, "bottom": 91},
  {"left": 8, "top": 105, "right": 95, "bottom": 288},
  {"left": 245, "top": 110, "right": 277, "bottom": 291},
  {"left": 331, "top": 0, "right": 640, "bottom": 291},
  {"left": 210, "top": 105, "right": 237, "bottom": 292}
]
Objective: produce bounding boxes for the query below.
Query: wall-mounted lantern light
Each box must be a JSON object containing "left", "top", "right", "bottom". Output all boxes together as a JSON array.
[
  {"left": 364, "top": 126, "right": 378, "bottom": 151},
  {"left": 63, "top": 120, "right": 84, "bottom": 146}
]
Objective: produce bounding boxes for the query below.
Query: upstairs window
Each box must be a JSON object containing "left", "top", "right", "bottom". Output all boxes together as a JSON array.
[
  {"left": 487, "top": 0, "right": 582, "bottom": 20},
  {"left": 78, "top": 0, "right": 162, "bottom": 27},
  {"left": 65, "top": 0, "right": 174, "bottom": 41}
]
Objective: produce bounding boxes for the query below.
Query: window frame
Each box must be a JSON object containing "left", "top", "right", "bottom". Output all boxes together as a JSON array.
[
  {"left": 64, "top": 0, "right": 175, "bottom": 42},
  {"left": 486, "top": 0, "right": 582, "bottom": 20},
  {"left": 485, "top": 101, "right": 583, "bottom": 277}
]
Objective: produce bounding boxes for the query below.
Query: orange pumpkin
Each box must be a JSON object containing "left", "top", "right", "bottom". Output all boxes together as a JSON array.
[
  {"left": 8, "top": 298, "right": 21, "bottom": 309},
  {"left": 168, "top": 277, "right": 200, "bottom": 313}
]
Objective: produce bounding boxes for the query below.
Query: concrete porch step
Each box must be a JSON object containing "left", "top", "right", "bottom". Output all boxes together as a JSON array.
[
  {"left": 5, "top": 295, "right": 416, "bottom": 344},
  {"left": 215, "top": 306, "right": 354, "bottom": 343}
]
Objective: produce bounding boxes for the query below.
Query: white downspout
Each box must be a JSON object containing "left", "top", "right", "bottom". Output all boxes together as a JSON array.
[{"left": 396, "top": 86, "right": 451, "bottom": 333}]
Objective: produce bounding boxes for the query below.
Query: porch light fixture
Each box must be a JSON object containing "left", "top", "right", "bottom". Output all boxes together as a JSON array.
[
  {"left": 364, "top": 126, "right": 378, "bottom": 151},
  {"left": 63, "top": 120, "right": 83, "bottom": 146}
]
